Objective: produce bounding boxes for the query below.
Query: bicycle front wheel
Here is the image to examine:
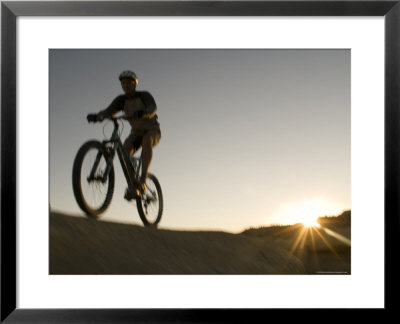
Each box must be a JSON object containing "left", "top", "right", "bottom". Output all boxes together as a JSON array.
[
  {"left": 136, "top": 173, "right": 163, "bottom": 227},
  {"left": 72, "top": 140, "right": 115, "bottom": 218}
]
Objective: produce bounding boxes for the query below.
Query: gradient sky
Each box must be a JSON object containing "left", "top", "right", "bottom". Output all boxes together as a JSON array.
[{"left": 49, "top": 49, "right": 350, "bottom": 233}]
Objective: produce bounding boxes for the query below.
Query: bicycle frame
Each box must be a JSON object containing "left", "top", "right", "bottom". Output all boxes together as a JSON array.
[
  {"left": 101, "top": 117, "right": 141, "bottom": 194},
  {"left": 73, "top": 113, "right": 162, "bottom": 226}
]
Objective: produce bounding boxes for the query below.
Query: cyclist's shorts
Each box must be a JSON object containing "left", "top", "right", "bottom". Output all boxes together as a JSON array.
[{"left": 125, "top": 128, "right": 161, "bottom": 152}]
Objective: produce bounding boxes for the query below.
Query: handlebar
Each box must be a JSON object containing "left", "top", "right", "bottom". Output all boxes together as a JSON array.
[
  {"left": 87, "top": 114, "right": 134, "bottom": 140},
  {"left": 105, "top": 115, "right": 132, "bottom": 129},
  {"left": 88, "top": 112, "right": 140, "bottom": 125}
]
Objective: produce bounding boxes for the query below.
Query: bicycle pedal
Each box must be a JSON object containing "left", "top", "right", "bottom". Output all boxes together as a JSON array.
[
  {"left": 124, "top": 191, "right": 132, "bottom": 201},
  {"left": 124, "top": 188, "right": 138, "bottom": 201}
]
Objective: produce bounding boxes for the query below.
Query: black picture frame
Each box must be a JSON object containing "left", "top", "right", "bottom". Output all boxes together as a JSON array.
[{"left": 1, "top": 0, "right": 399, "bottom": 322}]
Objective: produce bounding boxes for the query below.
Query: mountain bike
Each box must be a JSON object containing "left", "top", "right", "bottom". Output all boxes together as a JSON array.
[{"left": 72, "top": 115, "right": 163, "bottom": 227}]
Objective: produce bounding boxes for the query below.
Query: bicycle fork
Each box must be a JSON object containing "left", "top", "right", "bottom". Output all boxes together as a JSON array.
[{"left": 88, "top": 145, "right": 114, "bottom": 183}]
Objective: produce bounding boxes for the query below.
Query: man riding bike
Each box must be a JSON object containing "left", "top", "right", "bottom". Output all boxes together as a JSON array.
[{"left": 87, "top": 70, "right": 161, "bottom": 199}]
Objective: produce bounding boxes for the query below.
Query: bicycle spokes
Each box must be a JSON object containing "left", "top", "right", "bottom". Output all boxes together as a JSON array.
[
  {"left": 88, "top": 151, "right": 103, "bottom": 179},
  {"left": 136, "top": 174, "right": 162, "bottom": 226},
  {"left": 72, "top": 141, "right": 115, "bottom": 218}
]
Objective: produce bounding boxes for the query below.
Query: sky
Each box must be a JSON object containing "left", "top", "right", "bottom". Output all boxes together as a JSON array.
[{"left": 49, "top": 49, "right": 350, "bottom": 233}]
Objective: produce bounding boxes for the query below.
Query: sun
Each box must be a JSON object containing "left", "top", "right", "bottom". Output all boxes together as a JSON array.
[
  {"left": 302, "top": 218, "right": 321, "bottom": 228},
  {"left": 274, "top": 197, "right": 339, "bottom": 227},
  {"left": 287, "top": 202, "right": 324, "bottom": 226},
  {"left": 296, "top": 210, "right": 321, "bottom": 228}
]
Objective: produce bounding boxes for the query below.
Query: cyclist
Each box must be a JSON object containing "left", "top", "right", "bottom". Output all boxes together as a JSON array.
[{"left": 87, "top": 70, "right": 161, "bottom": 199}]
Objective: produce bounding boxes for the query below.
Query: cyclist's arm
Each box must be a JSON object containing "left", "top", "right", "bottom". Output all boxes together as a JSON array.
[
  {"left": 140, "top": 91, "right": 157, "bottom": 119},
  {"left": 97, "top": 95, "right": 125, "bottom": 120}
]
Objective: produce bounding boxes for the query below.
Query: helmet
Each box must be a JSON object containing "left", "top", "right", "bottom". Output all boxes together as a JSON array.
[{"left": 119, "top": 70, "right": 138, "bottom": 85}]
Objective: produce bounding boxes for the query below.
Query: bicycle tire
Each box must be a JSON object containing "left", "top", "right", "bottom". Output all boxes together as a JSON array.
[
  {"left": 136, "top": 173, "right": 163, "bottom": 227},
  {"left": 72, "top": 140, "right": 115, "bottom": 218}
]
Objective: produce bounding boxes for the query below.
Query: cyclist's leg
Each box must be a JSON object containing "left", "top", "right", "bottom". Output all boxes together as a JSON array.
[
  {"left": 123, "top": 135, "right": 135, "bottom": 157},
  {"left": 140, "top": 129, "right": 161, "bottom": 183},
  {"left": 123, "top": 133, "right": 142, "bottom": 186}
]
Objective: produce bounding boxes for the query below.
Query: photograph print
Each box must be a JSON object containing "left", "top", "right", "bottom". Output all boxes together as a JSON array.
[{"left": 49, "top": 49, "right": 351, "bottom": 275}]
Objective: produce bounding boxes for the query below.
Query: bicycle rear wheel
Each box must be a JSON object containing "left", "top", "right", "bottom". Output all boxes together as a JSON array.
[
  {"left": 136, "top": 173, "right": 163, "bottom": 227},
  {"left": 72, "top": 140, "right": 115, "bottom": 218}
]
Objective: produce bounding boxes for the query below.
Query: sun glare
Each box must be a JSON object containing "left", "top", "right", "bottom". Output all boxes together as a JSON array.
[
  {"left": 274, "top": 197, "right": 341, "bottom": 226},
  {"left": 302, "top": 219, "right": 320, "bottom": 228}
]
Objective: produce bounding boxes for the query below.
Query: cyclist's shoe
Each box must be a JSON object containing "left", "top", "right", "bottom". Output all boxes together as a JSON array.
[
  {"left": 124, "top": 187, "right": 139, "bottom": 201},
  {"left": 124, "top": 188, "right": 133, "bottom": 201},
  {"left": 124, "top": 181, "right": 146, "bottom": 201}
]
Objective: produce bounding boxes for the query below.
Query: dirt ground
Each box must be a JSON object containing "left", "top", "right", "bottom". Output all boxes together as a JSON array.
[{"left": 49, "top": 211, "right": 350, "bottom": 275}]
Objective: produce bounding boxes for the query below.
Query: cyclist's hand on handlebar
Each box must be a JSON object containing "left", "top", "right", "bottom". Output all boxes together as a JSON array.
[
  {"left": 87, "top": 113, "right": 105, "bottom": 123},
  {"left": 87, "top": 113, "right": 98, "bottom": 123}
]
